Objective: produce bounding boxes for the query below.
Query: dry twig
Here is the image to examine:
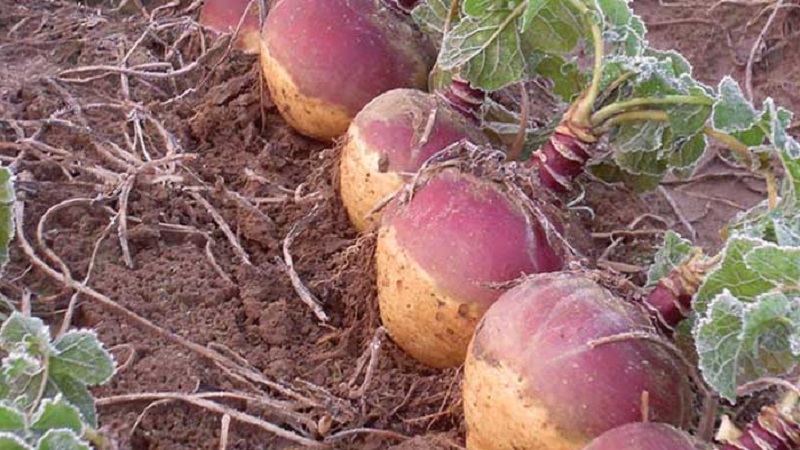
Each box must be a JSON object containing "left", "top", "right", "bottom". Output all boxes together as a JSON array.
[{"left": 276, "top": 203, "right": 329, "bottom": 323}]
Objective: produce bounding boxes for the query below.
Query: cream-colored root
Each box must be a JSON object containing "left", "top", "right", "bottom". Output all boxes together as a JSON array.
[
  {"left": 259, "top": 40, "right": 353, "bottom": 142},
  {"left": 338, "top": 126, "right": 405, "bottom": 232},
  {"left": 376, "top": 226, "right": 485, "bottom": 369},
  {"left": 463, "top": 351, "right": 590, "bottom": 450},
  {"left": 237, "top": 30, "right": 261, "bottom": 55}
]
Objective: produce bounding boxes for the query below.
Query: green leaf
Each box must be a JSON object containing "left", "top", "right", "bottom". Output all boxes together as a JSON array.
[
  {"left": 1, "top": 353, "right": 44, "bottom": 413},
  {"left": 50, "top": 330, "right": 115, "bottom": 386},
  {"left": 606, "top": 120, "right": 671, "bottom": 189},
  {"left": 464, "top": 0, "right": 495, "bottom": 17},
  {"left": 0, "top": 167, "right": 15, "bottom": 273},
  {"left": 36, "top": 430, "right": 90, "bottom": 450},
  {"left": 669, "top": 87, "right": 713, "bottom": 138},
  {"left": 0, "top": 403, "right": 25, "bottom": 432},
  {"left": 0, "top": 313, "right": 51, "bottom": 355},
  {"left": 669, "top": 132, "right": 707, "bottom": 175},
  {"left": 694, "top": 290, "right": 800, "bottom": 402},
  {"left": 712, "top": 76, "right": 759, "bottom": 133},
  {"left": 411, "top": 0, "right": 455, "bottom": 40},
  {"left": 621, "top": 15, "right": 646, "bottom": 56},
  {"left": 47, "top": 375, "right": 97, "bottom": 429},
  {"left": 0, "top": 433, "right": 33, "bottom": 450},
  {"left": 587, "top": 160, "right": 663, "bottom": 191},
  {"left": 30, "top": 396, "right": 83, "bottom": 435},
  {"left": 532, "top": 55, "right": 587, "bottom": 102},
  {"left": 437, "top": 4, "right": 527, "bottom": 91},
  {"left": 521, "top": 0, "right": 584, "bottom": 49},
  {"left": 693, "top": 236, "right": 774, "bottom": 315},
  {"left": 646, "top": 230, "right": 695, "bottom": 286},
  {"left": 741, "top": 243, "right": 800, "bottom": 286},
  {"left": 762, "top": 98, "right": 800, "bottom": 197},
  {"left": 644, "top": 48, "right": 692, "bottom": 77}
]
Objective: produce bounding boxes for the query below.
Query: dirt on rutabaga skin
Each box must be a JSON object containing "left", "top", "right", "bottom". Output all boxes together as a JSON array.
[{"left": 0, "top": 0, "right": 797, "bottom": 448}]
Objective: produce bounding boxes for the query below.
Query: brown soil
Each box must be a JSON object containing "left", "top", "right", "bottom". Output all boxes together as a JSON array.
[{"left": 0, "top": 0, "right": 797, "bottom": 449}]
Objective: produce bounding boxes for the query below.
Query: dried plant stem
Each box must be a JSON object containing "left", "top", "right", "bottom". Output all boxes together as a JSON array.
[
  {"left": 205, "top": 240, "right": 234, "bottom": 285},
  {"left": 658, "top": 186, "right": 697, "bottom": 240},
  {"left": 506, "top": 82, "right": 529, "bottom": 161},
  {"left": 347, "top": 327, "right": 386, "bottom": 399},
  {"left": 276, "top": 204, "right": 329, "bottom": 322},
  {"left": 58, "top": 213, "right": 119, "bottom": 337},
  {"left": 118, "top": 175, "right": 136, "bottom": 268},
  {"left": 15, "top": 202, "right": 330, "bottom": 417},
  {"left": 745, "top": 0, "right": 785, "bottom": 101},
  {"left": 189, "top": 191, "right": 253, "bottom": 266},
  {"left": 219, "top": 414, "right": 231, "bottom": 450},
  {"left": 97, "top": 391, "right": 322, "bottom": 446}
]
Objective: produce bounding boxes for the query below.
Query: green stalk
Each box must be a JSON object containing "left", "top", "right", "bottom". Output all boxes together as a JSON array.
[
  {"left": 592, "top": 116, "right": 781, "bottom": 206},
  {"left": 590, "top": 95, "right": 715, "bottom": 127},
  {"left": 592, "top": 110, "right": 668, "bottom": 134},
  {"left": 565, "top": 0, "right": 605, "bottom": 127},
  {"left": 701, "top": 127, "right": 753, "bottom": 167}
]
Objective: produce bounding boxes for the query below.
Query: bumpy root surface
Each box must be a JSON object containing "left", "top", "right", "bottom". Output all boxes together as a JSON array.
[
  {"left": 463, "top": 353, "right": 586, "bottom": 450},
  {"left": 338, "top": 129, "right": 405, "bottom": 232},
  {"left": 259, "top": 42, "right": 353, "bottom": 142},
  {"left": 376, "top": 226, "right": 486, "bottom": 369}
]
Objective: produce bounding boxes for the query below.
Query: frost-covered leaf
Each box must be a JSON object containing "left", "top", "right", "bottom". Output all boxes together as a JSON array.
[
  {"left": 0, "top": 403, "right": 25, "bottom": 432},
  {"left": 463, "top": 0, "right": 494, "bottom": 16},
  {"left": 47, "top": 375, "right": 96, "bottom": 429},
  {"left": 762, "top": 98, "right": 800, "bottom": 197},
  {"left": 693, "top": 236, "right": 773, "bottom": 315},
  {"left": 712, "top": 77, "right": 759, "bottom": 133},
  {"left": 438, "top": 5, "right": 527, "bottom": 91},
  {"left": 437, "top": 0, "right": 599, "bottom": 91},
  {"left": 2, "top": 353, "right": 44, "bottom": 412},
  {"left": 587, "top": 160, "right": 663, "bottom": 191},
  {"left": 0, "top": 313, "right": 51, "bottom": 355},
  {"left": 0, "top": 433, "right": 33, "bottom": 450},
  {"left": 606, "top": 120, "right": 672, "bottom": 189},
  {"left": 743, "top": 244, "right": 800, "bottom": 286},
  {"left": 643, "top": 48, "right": 691, "bottom": 77},
  {"left": 669, "top": 88, "right": 713, "bottom": 138},
  {"left": 36, "top": 429, "right": 90, "bottom": 450},
  {"left": 646, "top": 230, "right": 695, "bottom": 286},
  {"left": 30, "top": 395, "right": 83, "bottom": 435},
  {"left": 694, "top": 290, "right": 800, "bottom": 401},
  {"left": 411, "top": 0, "right": 457, "bottom": 40},
  {"left": 532, "top": 55, "right": 586, "bottom": 102},
  {"left": 621, "top": 15, "right": 646, "bottom": 56},
  {"left": 669, "top": 132, "right": 707, "bottom": 175},
  {"left": 50, "top": 330, "right": 115, "bottom": 386},
  {"left": 0, "top": 167, "right": 15, "bottom": 273},
  {"left": 625, "top": 56, "right": 712, "bottom": 138},
  {"left": 520, "top": 0, "right": 584, "bottom": 50}
]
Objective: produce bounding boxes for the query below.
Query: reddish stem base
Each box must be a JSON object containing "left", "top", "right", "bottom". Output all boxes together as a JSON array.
[
  {"left": 720, "top": 407, "right": 800, "bottom": 450},
  {"left": 642, "top": 255, "right": 708, "bottom": 334}
]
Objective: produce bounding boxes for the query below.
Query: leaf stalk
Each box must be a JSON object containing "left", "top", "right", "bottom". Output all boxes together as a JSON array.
[
  {"left": 590, "top": 95, "right": 715, "bottom": 127},
  {"left": 564, "top": 0, "right": 604, "bottom": 127},
  {"left": 592, "top": 110, "right": 669, "bottom": 134},
  {"left": 701, "top": 127, "right": 753, "bottom": 167}
]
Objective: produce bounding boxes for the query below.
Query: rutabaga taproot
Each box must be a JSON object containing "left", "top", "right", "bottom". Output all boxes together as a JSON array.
[
  {"left": 580, "top": 423, "right": 710, "bottom": 450},
  {"left": 198, "top": 0, "right": 261, "bottom": 54},
  {"left": 463, "top": 272, "right": 693, "bottom": 450},
  {"left": 375, "top": 168, "right": 564, "bottom": 369},
  {"left": 338, "top": 85, "right": 488, "bottom": 232},
  {"left": 259, "top": 0, "right": 435, "bottom": 142}
]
